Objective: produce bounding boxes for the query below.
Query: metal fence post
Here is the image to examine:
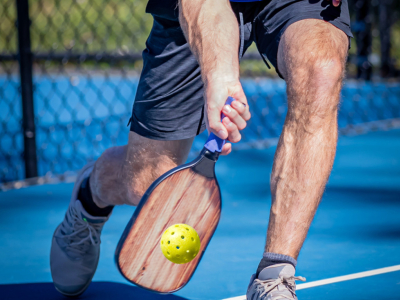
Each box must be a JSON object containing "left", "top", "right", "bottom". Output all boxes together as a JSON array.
[
  {"left": 379, "top": 0, "right": 393, "bottom": 78},
  {"left": 354, "top": 0, "right": 372, "bottom": 81},
  {"left": 16, "top": 0, "right": 38, "bottom": 178}
]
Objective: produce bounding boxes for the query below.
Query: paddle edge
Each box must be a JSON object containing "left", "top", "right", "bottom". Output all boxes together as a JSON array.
[{"left": 114, "top": 148, "right": 222, "bottom": 293}]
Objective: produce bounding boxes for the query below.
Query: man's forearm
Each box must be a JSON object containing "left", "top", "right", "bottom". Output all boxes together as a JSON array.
[{"left": 179, "top": 0, "right": 240, "bottom": 84}]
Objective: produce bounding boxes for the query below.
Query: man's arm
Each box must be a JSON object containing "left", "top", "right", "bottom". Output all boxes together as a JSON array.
[{"left": 179, "top": 0, "right": 250, "bottom": 155}]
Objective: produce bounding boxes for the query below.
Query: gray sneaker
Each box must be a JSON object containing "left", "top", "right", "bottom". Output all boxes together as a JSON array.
[
  {"left": 246, "top": 263, "right": 306, "bottom": 300},
  {"left": 50, "top": 163, "right": 110, "bottom": 297}
]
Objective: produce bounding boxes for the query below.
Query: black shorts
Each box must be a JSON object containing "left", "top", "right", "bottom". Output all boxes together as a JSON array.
[{"left": 130, "top": 0, "right": 353, "bottom": 140}]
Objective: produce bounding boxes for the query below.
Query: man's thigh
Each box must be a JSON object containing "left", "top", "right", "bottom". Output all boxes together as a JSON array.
[{"left": 254, "top": 0, "right": 353, "bottom": 79}]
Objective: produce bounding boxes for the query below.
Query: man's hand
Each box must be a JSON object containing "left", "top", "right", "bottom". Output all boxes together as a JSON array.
[
  {"left": 205, "top": 76, "right": 250, "bottom": 155},
  {"left": 332, "top": 0, "right": 341, "bottom": 7}
]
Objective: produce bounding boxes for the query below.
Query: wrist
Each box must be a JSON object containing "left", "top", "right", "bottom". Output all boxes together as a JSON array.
[{"left": 203, "top": 71, "right": 239, "bottom": 87}]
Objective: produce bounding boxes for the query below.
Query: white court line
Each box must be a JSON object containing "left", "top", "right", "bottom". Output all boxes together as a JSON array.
[{"left": 222, "top": 264, "right": 400, "bottom": 300}]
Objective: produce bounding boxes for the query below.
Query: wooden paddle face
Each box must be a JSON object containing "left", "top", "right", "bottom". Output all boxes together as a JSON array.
[{"left": 115, "top": 155, "right": 221, "bottom": 293}]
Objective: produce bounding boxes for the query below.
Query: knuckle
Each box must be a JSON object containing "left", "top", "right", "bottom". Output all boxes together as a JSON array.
[
  {"left": 207, "top": 102, "right": 217, "bottom": 110},
  {"left": 228, "top": 108, "right": 237, "bottom": 117},
  {"left": 234, "top": 103, "right": 244, "bottom": 113},
  {"left": 209, "top": 121, "right": 219, "bottom": 130},
  {"left": 228, "top": 122, "right": 238, "bottom": 131},
  {"left": 234, "top": 102, "right": 245, "bottom": 113},
  {"left": 236, "top": 107, "right": 245, "bottom": 116}
]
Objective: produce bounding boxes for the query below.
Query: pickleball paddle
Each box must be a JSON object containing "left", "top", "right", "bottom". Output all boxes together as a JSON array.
[{"left": 115, "top": 97, "right": 235, "bottom": 293}]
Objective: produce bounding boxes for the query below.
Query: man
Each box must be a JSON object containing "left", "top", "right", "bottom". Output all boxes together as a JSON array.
[{"left": 50, "top": 0, "right": 352, "bottom": 299}]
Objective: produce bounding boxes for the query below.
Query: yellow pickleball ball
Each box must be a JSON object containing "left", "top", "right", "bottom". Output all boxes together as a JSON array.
[{"left": 160, "top": 224, "right": 201, "bottom": 264}]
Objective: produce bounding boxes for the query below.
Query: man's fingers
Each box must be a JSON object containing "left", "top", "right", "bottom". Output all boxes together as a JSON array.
[
  {"left": 205, "top": 80, "right": 250, "bottom": 143},
  {"left": 222, "top": 104, "right": 247, "bottom": 130},
  {"left": 230, "top": 88, "right": 251, "bottom": 121},
  {"left": 231, "top": 100, "right": 251, "bottom": 121},
  {"left": 208, "top": 104, "right": 228, "bottom": 139},
  {"left": 222, "top": 117, "right": 241, "bottom": 143},
  {"left": 220, "top": 143, "right": 232, "bottom": 156}
]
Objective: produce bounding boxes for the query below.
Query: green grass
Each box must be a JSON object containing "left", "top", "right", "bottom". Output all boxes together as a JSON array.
[
  {"left": 29, "top": 0, "right": 152, "bottom": 53},
  {"left": 0, "top": 0, "right": 18, "bottom": 54},
  {"left": 0, "top": 0, "right": 152, "bottom": 54}
]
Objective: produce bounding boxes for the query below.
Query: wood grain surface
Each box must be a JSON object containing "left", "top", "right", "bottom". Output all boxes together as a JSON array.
[{"left": 117, "top": 167, "right": 221, "bottom": 293}]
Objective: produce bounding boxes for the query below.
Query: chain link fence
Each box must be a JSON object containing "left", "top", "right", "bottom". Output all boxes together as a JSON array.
[
  {"left": 0, "top": 0, "right": 22, "bottom": 183},
  {"left": 1, "top": 0, "right": 400, "bottom": 190}
]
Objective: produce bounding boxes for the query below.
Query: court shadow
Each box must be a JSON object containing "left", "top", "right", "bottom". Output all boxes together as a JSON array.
[
  {"left": 324, "top": 186, "right": 400, "bottom": 205},
  {"left": 0, "top": 282, "right": 189, "bottom": 300},
  {"left": 360, "top": 227, "right": 400, "bottom": 241}
]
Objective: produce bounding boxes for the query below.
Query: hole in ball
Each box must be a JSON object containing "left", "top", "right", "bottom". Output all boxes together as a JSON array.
[
  {"left": 176, "top": 246, "right": 180, "bottom": 250},
  {"left": 191, "top": 237, "right": 194, "bottom": 242},
  {"left": 168, "top": 241, "right": 170, "bottom": 244},
  {"left": 181, "top": 235, "right": 184, "bottom": 239},
  {"left": 171, "top": 232, "right": 175, "bottom": 235}
]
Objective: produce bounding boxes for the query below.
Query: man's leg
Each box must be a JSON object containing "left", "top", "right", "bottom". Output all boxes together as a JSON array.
[
  {"left": 247, "top": 18, "right": 349, "bottom": 300},
  {"left": 90, "top": 131, "right": 194, "bottom": 208},
  {"left": 266, "top": 19, "right": 349, "bottom": 259}
]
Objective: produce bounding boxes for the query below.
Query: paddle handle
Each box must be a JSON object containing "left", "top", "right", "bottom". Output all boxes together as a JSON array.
[{"left": 204, "top": 97, "right": 235, "bottom": 153}]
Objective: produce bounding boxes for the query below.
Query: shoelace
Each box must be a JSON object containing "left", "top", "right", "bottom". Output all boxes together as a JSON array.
[
  {"left": 251, "top": 275, "right": 306, "bottom": 300},
  {"left": 55, "top": 206, "right": 102, "bottom": 256}
]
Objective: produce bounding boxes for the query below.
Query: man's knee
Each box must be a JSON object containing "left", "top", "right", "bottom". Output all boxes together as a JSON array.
[
  {"left": 120, "top": 132, "right": 194, "bottom": 205},
  {"left": 287, "top": 58, "right": 343, "bottom": 128},
  {"left": 307, "top": 55, "right": 344, "bottom": 89},
  {"left": 91, "top": 132, "right": 193, "bottom": 206},
  {"left": 278, "top": 19, "right": 348, "bottom": 124},
  {"left": 278, "top": 19, "right": 348, "bottom": 88},
  {"left": 290, "top": 54, "right": 344, "bottom": 120}
]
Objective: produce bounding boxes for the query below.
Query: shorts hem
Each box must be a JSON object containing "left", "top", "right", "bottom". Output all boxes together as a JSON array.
[{"left": 130, "top": 122, "right": 207, "bottom": 141}]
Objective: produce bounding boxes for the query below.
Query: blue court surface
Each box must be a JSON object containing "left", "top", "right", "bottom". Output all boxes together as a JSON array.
[{"left": 1, "top": 128, "right": 400, "bottom": 300}]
